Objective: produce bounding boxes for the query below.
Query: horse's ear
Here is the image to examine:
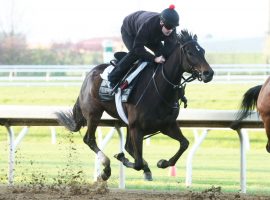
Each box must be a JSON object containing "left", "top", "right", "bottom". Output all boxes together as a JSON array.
[{"left": 194, "top": 34, "right": 198, "bottom": 41}]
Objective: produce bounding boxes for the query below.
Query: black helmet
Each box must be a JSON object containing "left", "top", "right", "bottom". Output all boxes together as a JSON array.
[{"left": 160, "top": 5, "right": 179, "bottom": 29}]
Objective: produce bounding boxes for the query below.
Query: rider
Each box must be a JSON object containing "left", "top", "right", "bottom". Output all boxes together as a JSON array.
[{"left": 108, "top": 5, "right": 180, "bottom": 89}]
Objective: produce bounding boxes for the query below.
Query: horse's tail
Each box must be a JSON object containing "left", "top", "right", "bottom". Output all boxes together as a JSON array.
[
  {"left": 231, "top": 85, "right": 262, "bottom": 130},
  {"left": 56, "top": 97, "right": 87, "bottom": 132}
]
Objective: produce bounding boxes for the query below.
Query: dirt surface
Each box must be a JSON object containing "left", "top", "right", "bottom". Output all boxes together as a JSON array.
[{"left": 0, "top": 183, "right": 269, "bottom": 200}]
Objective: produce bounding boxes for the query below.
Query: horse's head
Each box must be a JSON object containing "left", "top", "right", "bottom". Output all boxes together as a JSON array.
[{"left": 178, "top": 30, "right": 214, "bottom": 83}]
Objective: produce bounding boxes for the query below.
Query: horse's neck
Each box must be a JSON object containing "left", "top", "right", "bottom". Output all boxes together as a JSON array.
[
  {"left": 145, "top": 47, "right": 182, "bottom": 107},
  {"left": 128, "top": 48, "right": 182, "bottom": 108},
  {"left": 160, "top": 47, "right": 182, "bottom": 86}
]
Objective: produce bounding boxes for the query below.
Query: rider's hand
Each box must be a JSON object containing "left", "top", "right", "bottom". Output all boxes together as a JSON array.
[{"left": 154, "top": 56, "right": 165, "bottom": 64}]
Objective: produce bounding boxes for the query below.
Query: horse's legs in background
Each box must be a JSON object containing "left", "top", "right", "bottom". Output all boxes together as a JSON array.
[
  {"left": 124, "top": 131, "right": 153, "bottom": 180},
  {"left": 117, "top": 127, "right": 144, "bottom": 170},
  {"left": 263, "top": 116, "right": 270, "bottom": 153},
  {"left": 83, "top": 113, "right": 111, "bottom": 181},
  {"left": 114, "top": 128, "right": 147, "bottom": 171},
  {"left": 257, "top": 77, "right": 270, "bottom": 152},
  {"left": 157, "top": 122, "right": 189, "bottom": 168},
  {"left": 128, "top": 127, "right": 145, "bottom": 172},
  {"left": 114, "top": 133, "right": 153, "bottom": 180}
]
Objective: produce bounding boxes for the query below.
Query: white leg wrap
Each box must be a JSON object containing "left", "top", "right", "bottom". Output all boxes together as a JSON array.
[{"left": 97, "top": 151, "right": 110, "bottom": 166}]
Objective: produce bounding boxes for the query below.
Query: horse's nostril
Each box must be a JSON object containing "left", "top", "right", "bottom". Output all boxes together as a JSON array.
[
  {"left": 203, "top": 71, "right": 210, "bottom": 76},
  {"left": 203, "top": 70, "right": 214, "bottom": 77}
]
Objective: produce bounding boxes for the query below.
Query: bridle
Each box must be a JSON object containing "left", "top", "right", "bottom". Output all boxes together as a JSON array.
[
  {"left": 180, "top": 39, "right": 203, "bottom": 82},
  {"left": 160, "top": 39, "right": 202, "bottom": 90},
  {"left": 135, "top": 39, "right": 203, "bottom": 108},
  {"left": 152, "top": 39, "right": 204, "bottom": 108}
]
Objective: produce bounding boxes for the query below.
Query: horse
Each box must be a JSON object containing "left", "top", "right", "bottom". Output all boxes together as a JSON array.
[
  {"left": 56, "top": 30, "right": 214, "bottom": 181},
  {"left": 231, "top": 77, "right": 270, "bottom": 152}
]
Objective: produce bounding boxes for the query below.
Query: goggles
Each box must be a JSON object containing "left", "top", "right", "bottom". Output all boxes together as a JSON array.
[{"left": 164, "top": 24, "right": 175, "bottom": 30}]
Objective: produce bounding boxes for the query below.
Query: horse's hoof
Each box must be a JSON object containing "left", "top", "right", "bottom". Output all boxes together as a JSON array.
[
  {"left": 114, "top": 152, "right": 125, "bottom": 161},
  {"left": 157, "top": 159, "right": 169, "bottom": 168},
  {"left": 100, "top": 166, "right": 111, "bottom": 181},
  {"left": 114, "top": 152, "right": 125, "bottom": 162},
  {"left": 100, "top": 173, "right": 110, "bottom": 181},
  {"left": 143, "top": 171, "right": 153, "bottom": 181}
]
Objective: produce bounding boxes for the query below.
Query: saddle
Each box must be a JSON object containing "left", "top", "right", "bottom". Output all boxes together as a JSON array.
[{"left": 99, "top": 52, "right": 146, "bottom": 102}]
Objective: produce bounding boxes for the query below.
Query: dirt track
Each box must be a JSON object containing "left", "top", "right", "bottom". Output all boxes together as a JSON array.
[{"left": 1, "top": 183, "right": 269, "bottom": 200}]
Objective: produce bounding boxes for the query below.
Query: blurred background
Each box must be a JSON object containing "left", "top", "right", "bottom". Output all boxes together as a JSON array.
[{"left": 0, "top": 0, "right": 269, "bottom": 65}]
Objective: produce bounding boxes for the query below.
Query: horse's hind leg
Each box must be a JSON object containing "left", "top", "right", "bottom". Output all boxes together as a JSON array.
[
  {"left": 83, "top": 113, "right": 111, "bottom": 181},
  {"left": 157, "top": 122, "right": 189, "bottom": 168}
]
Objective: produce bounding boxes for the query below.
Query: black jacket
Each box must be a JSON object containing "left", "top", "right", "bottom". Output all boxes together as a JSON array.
[{"left": 122, "top": 11, "right": 177, "bottom": 62}]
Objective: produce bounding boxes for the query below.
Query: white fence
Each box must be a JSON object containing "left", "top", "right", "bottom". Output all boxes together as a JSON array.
[
  {"left": 0, "top": 65, "right": 91, "bottom": 86},
  {"left": 0, "top": 64, "right": 270, "bottom": 86},
  {"left": 0, "top": 105, "right": 263, "bottom": 193},
  {"left": 211, "top": 64, "right": 270, "bottom": 83}
]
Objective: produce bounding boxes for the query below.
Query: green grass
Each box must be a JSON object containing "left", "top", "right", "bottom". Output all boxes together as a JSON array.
[
  {"left": 0, "top": 86, "right": 80, "bottom": 105},
  {"left": 206, "top": 53, "right": 264, "bottom": 64},
  {"left": 0, "top": 83, "right": 269, "bottom": 195},
  {"left": 0, "top": 82, "right": 254, "bottom": 109}
]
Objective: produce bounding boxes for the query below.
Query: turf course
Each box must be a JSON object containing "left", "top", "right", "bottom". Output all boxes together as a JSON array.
[{"left": 0, "top": 82, "right": 270, "bottom": 195}]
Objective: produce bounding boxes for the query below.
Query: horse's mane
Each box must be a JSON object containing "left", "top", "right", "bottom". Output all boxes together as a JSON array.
[{"left": 177, "top": 29, "right": 197, "bottom": 44}]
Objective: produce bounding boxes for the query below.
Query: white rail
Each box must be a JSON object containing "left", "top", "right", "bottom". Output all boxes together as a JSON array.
[
  {"left": 0, "top": 105, "right": 263, "bottom": 193},
  {"left": 0, "top": 64, "right": 270, "bottom": 85}
]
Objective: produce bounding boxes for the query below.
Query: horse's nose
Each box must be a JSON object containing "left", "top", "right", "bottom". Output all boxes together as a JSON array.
[
  {"left": 203, "top": 71, "right": 210, "bottom": 77},
  {"left": 203, "top": 70, "right": 214, "bottom": 77},
  {"left": 202, "top": 70, "right": 214, "bottom": 82}
]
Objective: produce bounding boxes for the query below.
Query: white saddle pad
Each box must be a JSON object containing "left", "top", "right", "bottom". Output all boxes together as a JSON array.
[
  {"left": 100, "top": 65, "right": 128, "bottom": 124},
  {"left": 100, "top": 65, "right": 114, "bottom": 80},
  {"left": 99, "top": 62, "right": 148, "bottom": 125}
]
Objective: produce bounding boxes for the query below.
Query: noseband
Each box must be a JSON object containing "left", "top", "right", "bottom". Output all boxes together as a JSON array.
[{"left": 180, "top": 40, "right": 203, "bottom": 82}]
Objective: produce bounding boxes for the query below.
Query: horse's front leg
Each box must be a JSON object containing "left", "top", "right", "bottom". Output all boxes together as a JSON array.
[
  {"left": 114, "top": 129, "right": 153, "bottom": 180},
  {"left": 117, "top": 127, "right": 144, "bottom": 170},
  {"left": 83, "top": 119, "right": 111, "bottom": 181},
  {"left": 126, "top": 127, "right": 144, "bottom": 171},
  {"left": 114, "top": 152, "right": 152, "bottom": 180},
  {"left": 157, "top": 122, "right": 189, "bottom": 168}
]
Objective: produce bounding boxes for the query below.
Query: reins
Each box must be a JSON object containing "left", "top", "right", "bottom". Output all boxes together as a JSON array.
[
  {"left": 161, "top": 62, "right": 198, "bottom": 89},
  {"left": 160, "top": 39, "right": 201, "bottom": 89},
  {"left": 150, "top": 39, "right": 201, "bottom": 108},
  {"left": 153, "top": 64, "right": 179, "bottom": 109},
  {"left": 141, "top": 40, "right": 202, "bottom": 140},
  {"left": 135, "top": 39, "right": 201, "bottom": 109}
]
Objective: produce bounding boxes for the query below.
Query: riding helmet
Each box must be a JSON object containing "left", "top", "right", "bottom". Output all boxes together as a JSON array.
[{"left": 160, "top": 4, "right": 179, "bottom": 29}]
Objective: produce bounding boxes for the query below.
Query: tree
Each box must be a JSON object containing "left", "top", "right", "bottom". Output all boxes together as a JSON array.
[{"left": 0, "top": 0, "right": 27, "bottom": 64}]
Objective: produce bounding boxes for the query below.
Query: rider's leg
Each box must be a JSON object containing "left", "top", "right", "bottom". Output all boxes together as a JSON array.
[{"left": 108, "top": 51, "right": 138, "bottom": 87}]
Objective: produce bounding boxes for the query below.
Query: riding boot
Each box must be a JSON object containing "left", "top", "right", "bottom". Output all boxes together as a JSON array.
[{"left": 108, "top": 51, "right": 139, "bottom": 87}]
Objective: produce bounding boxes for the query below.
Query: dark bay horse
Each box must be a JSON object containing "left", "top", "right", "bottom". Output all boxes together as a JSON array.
[
  {"left": 56, "top": 30, "right": 214, "bottom": 181},
  {"left": 231, "top": 77, "right": 270, "bottom": 152}
]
